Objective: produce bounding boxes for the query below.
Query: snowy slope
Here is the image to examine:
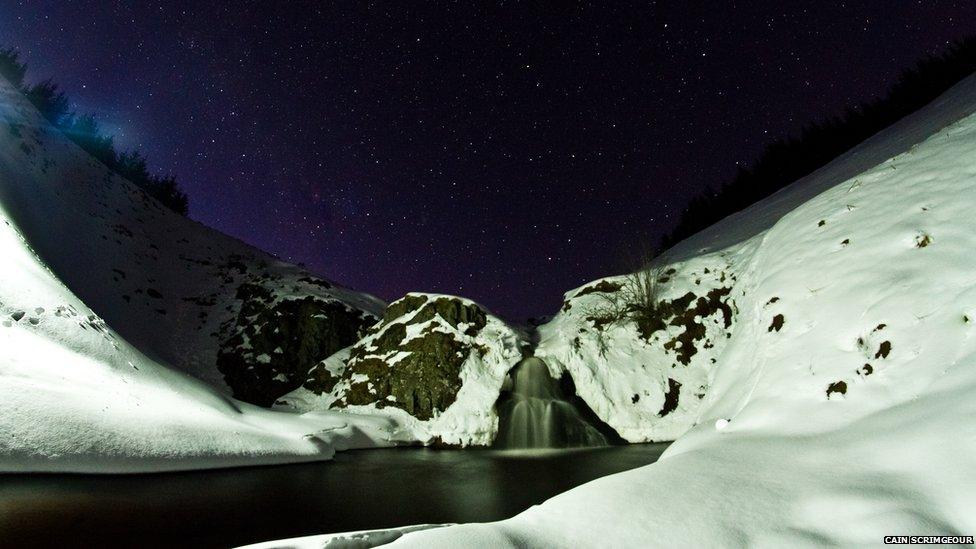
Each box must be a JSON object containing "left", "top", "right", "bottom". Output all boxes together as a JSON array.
[
  {"left": 0, "top": 76, "right": 383, "bottom": 399},
  {"left": 0, "top": 197, "right": 403, "bottom": 473},
  {"left": 0, "top": 75, "right": 417, "bottom": 472},
  {"left": 263, "top": 75, "right": 976, "bottom": 546}
]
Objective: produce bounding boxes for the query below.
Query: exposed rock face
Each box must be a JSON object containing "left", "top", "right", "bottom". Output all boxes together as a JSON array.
[
  {"left": 317, "top": 294, "right": 489, "bottom": 420},
  {"left": 279, "top": 293, "right": 525, "bottom": 446},
  {"left": 216, "top": 282, "right": 377, "bottom": 406}
]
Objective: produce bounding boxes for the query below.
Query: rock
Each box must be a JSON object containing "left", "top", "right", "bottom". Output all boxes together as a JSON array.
[
  {"left": 536, "top": 259, "right": 739, "bottom": 443},
  {"left": 284, "top": 293, "right": 525, "bottom": 446},
  {"left": 216, "top": 282, "right": 376, "bottom": 406},
  {"left": 330, "top": 294, "right": 490, "bottom": 420}
]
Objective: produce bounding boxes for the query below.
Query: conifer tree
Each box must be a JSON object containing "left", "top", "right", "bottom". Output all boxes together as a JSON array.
[
  {"left": 0, "top": 47, "right": 27, "bottom": 88},
  {"left": 24, "top": 79, "right": 70, "bottom": 126}
]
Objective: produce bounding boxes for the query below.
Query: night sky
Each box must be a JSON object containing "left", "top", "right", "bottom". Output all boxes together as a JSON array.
[{"left": 2, "top": 2, "right": 975, "bottom": 321}]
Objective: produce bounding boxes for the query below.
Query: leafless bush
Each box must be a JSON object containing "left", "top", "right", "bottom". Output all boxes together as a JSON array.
[{"left": 583, "top": 265, "right": 662, "bottom": 332}]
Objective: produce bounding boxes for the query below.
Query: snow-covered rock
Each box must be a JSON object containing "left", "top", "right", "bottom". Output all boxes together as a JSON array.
[
  {"left": 277, "top": 293, "right": 525, "bottom": 446},
  {"left": 272, "top": 73, "right": 976, "bottom": 548},
  {"left": 0, "top": 75, "right": 383, "bottom": 404},
  {"left": 536, "top": 254, "right": 742, "bottom": 442}
]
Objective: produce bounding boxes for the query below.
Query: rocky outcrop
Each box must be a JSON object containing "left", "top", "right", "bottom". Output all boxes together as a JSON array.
[
  {"left": 330, "top": 294, "right": 488, "bottom": 420},
  {"left": 216, "top": 282, "right": 377, "bottom": 406},
  {"left": 278, "top": 293, "right": 525, "bottom": 446}
]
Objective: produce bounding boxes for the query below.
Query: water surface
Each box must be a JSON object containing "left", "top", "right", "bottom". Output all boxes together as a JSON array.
[{"left": 0, "top": 444, "right": 668, "bottom": 548}]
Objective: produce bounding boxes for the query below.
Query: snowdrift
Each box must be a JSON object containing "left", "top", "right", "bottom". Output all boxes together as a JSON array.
[{"left": 535, "top": 255, "right": 742, "bottom": 442}]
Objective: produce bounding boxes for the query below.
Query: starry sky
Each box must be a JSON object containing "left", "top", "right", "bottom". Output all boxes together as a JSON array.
[{"left": 2, "top": 2, "right": 975, "bottom": 321}]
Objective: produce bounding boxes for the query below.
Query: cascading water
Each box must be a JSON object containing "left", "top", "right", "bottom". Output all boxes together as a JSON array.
[{"left": 494, "top": 358, "right": 609, "bottom": 449}]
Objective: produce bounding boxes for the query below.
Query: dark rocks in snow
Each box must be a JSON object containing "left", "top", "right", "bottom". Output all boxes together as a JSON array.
[
  {"left": 875, "top": 341, "right": 892, "bottom": 359},
  {"left": 657, "top": 287, "right": 734, "bottom": 365},
  {"left": 322, "top": 294, "right": 491, "bottom": 421},
  {"left": 573, "top": 280, "right": 624, "bottom": 299},
  {"left": 343, "top": 330, "right": 469, "bottom": 421},
  {"left": 381, "top": 293, "right": 431, "bottom": 323},
  {"left": 826, "top": 380, "right": 848, "bottom": 398},
  {"left": 658, "top": 378, "right": 681, "bottom": 417},
  {"left": 217, "top": 282, "right": 376, "bottom": 407}
]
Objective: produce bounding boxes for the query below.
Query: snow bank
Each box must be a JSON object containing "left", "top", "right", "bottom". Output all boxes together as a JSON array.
[
  {"left": 535, "top": 249, "right": 746, "bottom": 442},
  {"left": 236, "top": 525, "right": 448, "bottom": 549}
]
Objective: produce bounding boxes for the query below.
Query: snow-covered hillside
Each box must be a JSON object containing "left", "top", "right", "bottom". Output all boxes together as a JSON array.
[
  {"left": 258, "top": 75, "right": 976, "bottom": 546},
  {"left": 0, "top": 194, "right": 403, "bottom": 473},
  {"left": 0, "top": 76, "right": 383, "bottom": 405},
  {"left": 0, "top": 71, "right": 537, "bottom": 472},
  {"left": 0, "top": 75, "right": 417, "bottom": 472},
  {"left": 532, "top": 74, "right": 976, "bottom": 447}
]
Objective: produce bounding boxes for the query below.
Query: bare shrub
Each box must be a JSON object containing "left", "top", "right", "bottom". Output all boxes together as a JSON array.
[{"left": 583, "top": 265, "right": 662, "bottom": 334}]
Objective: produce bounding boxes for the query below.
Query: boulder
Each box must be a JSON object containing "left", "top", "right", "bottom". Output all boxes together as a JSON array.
[{"left": 279, "top": 293, "right": 525, "bottom": 446}]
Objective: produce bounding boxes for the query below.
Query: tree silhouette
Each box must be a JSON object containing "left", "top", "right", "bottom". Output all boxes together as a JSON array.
[
  {"left": 0, "top": 45, "right": 190, "bottom": 216},
  {"left": 0, "top": 47, "right": 27, "bottom": 89},
  {"left": 63, "top": 114, "right": 117, "bottom": 166},
  {"left": 24, "top": 79, "right": 70, "bottom": 126},
  {"left": 115, "top": 151, "right": 189, "bottom": 215},
  {"left": 145, "top": 174, "right": 189, "bottom": 215}
]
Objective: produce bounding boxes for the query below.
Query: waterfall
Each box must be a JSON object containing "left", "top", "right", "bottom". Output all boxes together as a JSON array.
[{"left": 494, "top": 358, "right": 609, "bottom": 449}]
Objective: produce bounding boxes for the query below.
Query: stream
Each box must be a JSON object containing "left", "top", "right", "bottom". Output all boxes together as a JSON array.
[{"left": 0, "top": 444, "right": 669, "bottom": 549}]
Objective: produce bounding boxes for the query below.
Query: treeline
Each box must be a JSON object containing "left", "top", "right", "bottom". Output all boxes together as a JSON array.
[
  {"left": 0, "top": 47, "right": 188, "bottom": 215},
  {"left": 661, "top": 36, "right": 976, "bottom": 251}
]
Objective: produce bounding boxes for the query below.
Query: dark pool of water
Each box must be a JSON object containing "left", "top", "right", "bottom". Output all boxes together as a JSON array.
[{"left": 0, "top": 444, "right": 668, "bottom": 549}]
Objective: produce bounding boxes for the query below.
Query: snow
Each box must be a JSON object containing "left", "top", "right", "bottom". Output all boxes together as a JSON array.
[
  {"left": 0, "top": 196, "right": 405, "bottom": 473},
  {"left": 535, "top": 250, "right": 743, "bottom": 442},
  {"left": 236, "top": 525, "right": 448, "bottom": 549},
  {"left": 264, "top": 74, "right": 976, "bottom": 545},
  {"left": 0, "top": 76, "right": 383, "bottom": 392},
  {"left": 0, "top": 76, "right": 408, "bottom": 473}
]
